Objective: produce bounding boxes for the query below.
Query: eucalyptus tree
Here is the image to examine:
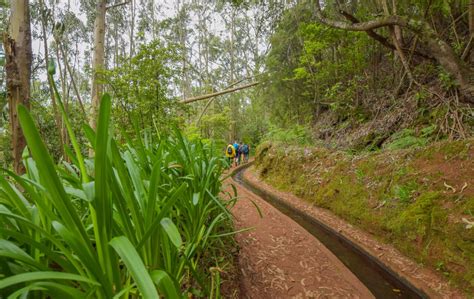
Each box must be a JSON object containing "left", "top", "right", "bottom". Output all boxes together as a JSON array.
[
  {"left": 90, "top": 0, "right": 106, "bottom": 130},
  {"left": 3, "top": 0, "right": 32, "bottom": 174}
]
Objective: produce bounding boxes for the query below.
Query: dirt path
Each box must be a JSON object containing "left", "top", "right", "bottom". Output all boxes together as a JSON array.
[
  {"left": 239, "top": 166, "right": 467, "bottom": 299},
  {"left": 226, "top": 172, "right": 374, "bottom": 298}
]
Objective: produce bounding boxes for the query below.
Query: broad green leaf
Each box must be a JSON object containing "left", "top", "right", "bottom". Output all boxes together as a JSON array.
[
  {"left": 0, "top": 239, "right": 46, "bottom": 270},
  {"left": 82, "top": 123, "right": 96, "bottom": 148},
  {"left": 109, "top": 236, "right": 159, "bottom": 299},
  {"left": 8, "top": 281, "right": 86, "bottom": 299},
  {"left": 160, "top": 218, "right": 182, "bottom": 249},
  {"left": 192, "top": 193, "right": 199, "bottom": 206},
  {"left": 0, "top": 271, "right": 100, "bottom": 289},
  {"left": 151, "top": 270, "right": 181, "bottom": 298},
  {"left": 18, "top": 105, "right": 87, "bottom": 239}
]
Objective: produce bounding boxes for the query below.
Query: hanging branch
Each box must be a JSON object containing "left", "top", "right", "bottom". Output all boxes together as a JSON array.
[
  {"left": 338, "top": 10, "right": 433, "bottom": 60},
  {"left": 194, "top": 74, "right": 266, "bottom": 124},
  {"left": 314, "top": 0, "right": 474, "bottom": 102},
  {"left": 180, "top": 81, "right": 259, "bottom": 104},
  {"left": 106, "top": 1, "right": 130, "bottom": 10}
]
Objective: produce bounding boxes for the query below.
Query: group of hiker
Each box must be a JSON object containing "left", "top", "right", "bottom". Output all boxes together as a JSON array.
[{"left": 225, "top": 141, "right": 250, "bottom": 166}]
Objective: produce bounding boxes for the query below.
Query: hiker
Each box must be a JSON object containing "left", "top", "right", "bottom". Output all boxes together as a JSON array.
[
  {"left": 242, "top": 143, "right": 250, "bottom": 163},
  {"left": 238, "top": 142, "right": 245, "bottom": 165},
  {"left": 233, "top": 141, "right": 240, "bottom": 167},
  {"left": 225, "top": 143, "right": 236, "bottom": 166}
]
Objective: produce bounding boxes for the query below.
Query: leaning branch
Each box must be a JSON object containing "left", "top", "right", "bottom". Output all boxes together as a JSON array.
[
  {"left": 339, "top": 10, "right": 433, "bottom": 60},
  {"left": 106, "top": 1, "right": 130, "bottom": 10},
  {"left": 315, "top": 1, "right": 407, "bottom": 31},
  {"left": 314, "top": 0, "right": 474, "bottom": 102},
  {"left": 180, "top": 81, "right": 260, "bottom": 104}
]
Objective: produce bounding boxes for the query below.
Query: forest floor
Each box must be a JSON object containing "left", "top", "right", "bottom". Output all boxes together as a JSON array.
[{"left": 225, "top": 168, "right": 374, "bottom": 298}]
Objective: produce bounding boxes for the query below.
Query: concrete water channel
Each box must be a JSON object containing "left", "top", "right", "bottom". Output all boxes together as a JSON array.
[{"left": 232, "top": 163, "right": 429, "bottom": 299}]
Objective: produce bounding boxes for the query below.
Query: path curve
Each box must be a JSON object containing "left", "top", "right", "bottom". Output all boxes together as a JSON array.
[{"left": 226, "top": 169, "right": 374, "bottom": 298}]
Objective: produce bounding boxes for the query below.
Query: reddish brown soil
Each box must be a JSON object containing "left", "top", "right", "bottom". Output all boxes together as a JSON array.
[
  {"left": 413, "top": 152, "right": 474, "bottom": 197},
  {"left": 226, "top": 170, "right": 374, "bottom": 298},
  {"left": 239, "top": 166, "right": 467, "bottom": 299}
]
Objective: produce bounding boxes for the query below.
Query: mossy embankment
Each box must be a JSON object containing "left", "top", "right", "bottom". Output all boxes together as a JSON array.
[{"left": 255, "top": 139, "right": 474, "bottom": 293}]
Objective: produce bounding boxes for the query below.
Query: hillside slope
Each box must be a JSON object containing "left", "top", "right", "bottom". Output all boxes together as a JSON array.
[{"left": 255, "top": 139, "right": 474, "bottom": 293}]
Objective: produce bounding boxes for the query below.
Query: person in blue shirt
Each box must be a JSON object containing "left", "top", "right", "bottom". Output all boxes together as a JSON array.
[
  {"left": 233, "top": 141, "right": 239, "bottom": 166},
  {"left": 241, "top": 143, "right": 250, "bottom": 163}
]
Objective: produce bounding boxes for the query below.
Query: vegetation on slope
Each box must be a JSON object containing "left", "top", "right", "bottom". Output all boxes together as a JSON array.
[
  {"left": 255, "top": 140, "right": 474, "bottom": 293},
  {"left": 260, "top": 1, "right": 473, "bottom": 151}
]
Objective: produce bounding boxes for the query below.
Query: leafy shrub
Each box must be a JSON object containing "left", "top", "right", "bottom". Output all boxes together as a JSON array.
[
  {"left": 263, "top": 124, "right": 313, "bottom": 145},
  {"left": 0, "top": 88, "right": 235, "bottom": 297},
  {"left": 385, "top": 128, "right": 431, "bottom": 150}
]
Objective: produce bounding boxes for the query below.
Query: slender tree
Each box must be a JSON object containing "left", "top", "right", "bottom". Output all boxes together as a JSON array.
[
  {"left": 3, "top": 0, "right": 32, "bottom": 174},
  {"left": 90, "top": 0, "right": 107, "bottom": 130}
]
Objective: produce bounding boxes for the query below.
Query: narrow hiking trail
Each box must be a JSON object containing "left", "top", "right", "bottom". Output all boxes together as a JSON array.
[
  {"left": 227, "top": 164, "right": 466, "bottom": 299},
  {"left": 226, "top": 168, "right": 374, "bottom": 298}
]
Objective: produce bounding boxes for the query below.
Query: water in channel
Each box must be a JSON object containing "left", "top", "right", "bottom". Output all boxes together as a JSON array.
[{"left": 233, "top": 166, "right": 428, "bottom": 299}]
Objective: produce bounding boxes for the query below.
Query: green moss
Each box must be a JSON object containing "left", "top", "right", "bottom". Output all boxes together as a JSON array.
[
  {"left": 415, "top": 139, "right": 472, "bottom": 160},
  {"left": 387, "top": 192, "right": 438, "bottom": 243},
  {"left": 356, "top": 157, "right": 378, "bottom": 177},
  {"left": 255, "top": 139, "right": 474, "bottom": 292}
]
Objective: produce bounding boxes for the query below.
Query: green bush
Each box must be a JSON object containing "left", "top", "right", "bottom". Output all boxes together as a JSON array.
[
  {"left": 0, "top": 89, "right": 235, "bottom": 297},
  {"left": 263, "top": 124, "right": 313, "bottom": 145},
  {"left": 385, "top": 128, "right": 430, "bottom": 150}
]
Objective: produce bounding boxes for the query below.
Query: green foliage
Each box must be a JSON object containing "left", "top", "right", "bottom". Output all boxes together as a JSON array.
[
  {"left": 259, "top": 0, "right": 472, "bottom": 153},
  {"left": 0, "top": 90, "right": 236, "bottom": 297},
  {"left": 385, "top": 128, "right": 434, "bottom": 150},
  {"left": 438, "top": 68, "right": 457, "bottom": 90},
  {"left": 384, "top": 125, "right": 437, "bottom": 151},
  {"left": 263, "top": 124, "right": 313, "bottom": 145},
  {"left": 262, "top": 2, "right": 373, "bottom": 133},
  {"left": 105, "top": 40, "right": 181, "bottom": 136}
]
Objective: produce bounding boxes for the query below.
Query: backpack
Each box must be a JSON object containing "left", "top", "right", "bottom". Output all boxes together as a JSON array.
[
  {"left": 242, "top": 144, "right": 249, "bottom": 154},
  {"left": 227, "top": 145, "right": 233, "bottom": 155}
]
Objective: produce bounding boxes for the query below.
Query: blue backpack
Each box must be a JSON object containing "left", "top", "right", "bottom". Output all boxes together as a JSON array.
[{"left": 242, "top": 144, "right": 249, "bottom": 154}]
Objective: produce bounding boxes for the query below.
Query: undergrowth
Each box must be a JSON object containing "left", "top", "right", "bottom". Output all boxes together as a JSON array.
[{"left": 0, "top": 88, "right": 237, "bottom": 297}]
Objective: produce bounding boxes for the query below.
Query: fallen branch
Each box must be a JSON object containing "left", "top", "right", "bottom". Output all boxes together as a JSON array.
[
  {"left": 106, "top": 1, "right": 130, "bottom": 10},
  {"left": 180, "top": 81, "right": 259, "bottom": 104}
]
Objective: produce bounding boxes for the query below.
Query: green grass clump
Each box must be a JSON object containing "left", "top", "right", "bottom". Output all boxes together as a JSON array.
[
  {"left": 0, "top": 89, "right": 235, "bottom": 297},
  {"left": 385, "top": 129, "right": 429, "bottom": 150}
]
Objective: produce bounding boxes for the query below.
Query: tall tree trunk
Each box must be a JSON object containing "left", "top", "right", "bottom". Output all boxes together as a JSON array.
[
  {"left": 129, "top": 0, "right": 135, "bottom": 58},
  {"left": 90, "top": 0, "right": 107, "bottom": 130},
  {"left": 229, "top": 8, "right": 238, "bottom": 141},
  {"left": 3, "top": 0, "right": 32, "bottom": 174}
]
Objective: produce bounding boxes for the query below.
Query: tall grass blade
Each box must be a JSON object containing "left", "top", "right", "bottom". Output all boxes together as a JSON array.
[{"left": 109, "top": 236, "right": 159, "bottom": 299}]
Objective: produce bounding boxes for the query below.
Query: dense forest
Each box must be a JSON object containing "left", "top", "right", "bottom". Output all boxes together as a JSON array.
[
  {"left": 0, "top": 0, "right": 473, "bottom": 297},
  {"left": 1, "top": 0, "right": 473, "bottom": 167}
]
